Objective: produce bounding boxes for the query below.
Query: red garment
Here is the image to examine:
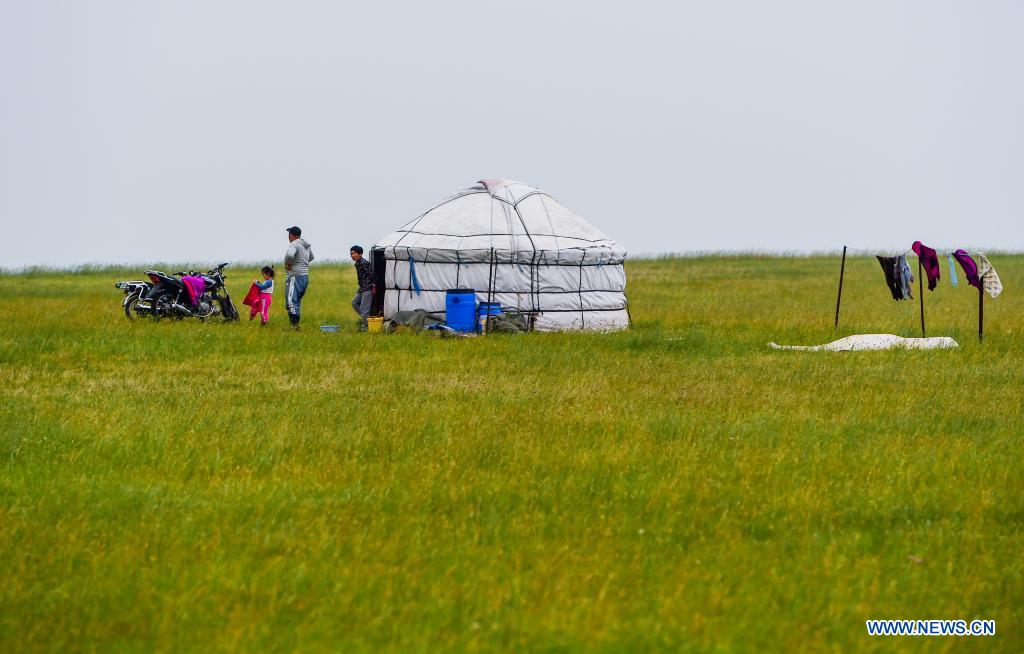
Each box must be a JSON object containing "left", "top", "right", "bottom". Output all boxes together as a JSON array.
[
  {"left": 242, "top": 282, "right": 261, "bottom": 307},
  {"left": 911, "top": 241, "right": 940, "bottom": 291}
]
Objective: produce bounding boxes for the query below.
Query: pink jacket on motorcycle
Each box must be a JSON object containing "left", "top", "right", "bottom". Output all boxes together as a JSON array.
[{"left": 181, "top": 276, "right": 206, "bottom": 306}]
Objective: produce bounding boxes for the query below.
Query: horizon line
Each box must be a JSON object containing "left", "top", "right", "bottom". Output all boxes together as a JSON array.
[{"left": 4, "top": 248, "right": 1023, "bottom": 275}]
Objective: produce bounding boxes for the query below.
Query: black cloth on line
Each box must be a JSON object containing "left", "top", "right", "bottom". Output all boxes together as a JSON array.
[{"left": 877, "top": 256, "right": 902, "bottom": 300}]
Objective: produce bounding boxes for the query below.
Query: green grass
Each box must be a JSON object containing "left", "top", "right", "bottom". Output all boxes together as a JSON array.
[{"left": 1, "top": 256, "right": 1021, "bottom": 652}]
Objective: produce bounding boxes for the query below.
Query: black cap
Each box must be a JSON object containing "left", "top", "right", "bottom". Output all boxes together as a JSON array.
[{"left": 286, "top": 226, "right": 301, "bottom": 236}]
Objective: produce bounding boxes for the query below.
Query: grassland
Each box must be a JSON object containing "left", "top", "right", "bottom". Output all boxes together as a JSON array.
[{"left": 1, "top": 255, "right": 1021, "bottom": 653}]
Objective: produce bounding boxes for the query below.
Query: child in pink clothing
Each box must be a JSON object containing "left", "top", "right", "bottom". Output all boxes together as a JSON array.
[{"left": 249, "top": 266, "right": 275, "bottom": 325}]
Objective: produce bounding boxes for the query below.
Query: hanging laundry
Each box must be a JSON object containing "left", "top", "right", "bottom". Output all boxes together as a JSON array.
[
  {"left": 947, "top": 254, "right": 958, "bottom": 288},
  {"left": 951, "top": 249, "right": 981, "bottom": 289},
  {"left": 897, "top": 255, "right": 914, "bottom": 300},
  {"left": 911, "top": 241, "right": 940, "bottom": 291},
  {"left": 976, "top": 254, "right": 1003, "bottom": 298},
  {"left": 876, "top": 256, "right": 902, "bottom": 300}
]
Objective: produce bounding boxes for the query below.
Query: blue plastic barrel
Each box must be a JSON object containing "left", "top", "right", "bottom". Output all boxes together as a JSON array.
[
  {"left": 445, "top": 289, "right": 477, "bottom": 332},
  {"left": 477, "top": 302, "right": 502, "bottom": 332}
]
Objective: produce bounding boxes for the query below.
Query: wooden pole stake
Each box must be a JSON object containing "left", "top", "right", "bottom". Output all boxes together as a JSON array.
[
  {"left": 918, "top": 256, "right": 926, "bottom": 336},
  {"left": 978, "top": 280, "right": 984, "bottom": 342},
  {"left": 834, "top": 245, "right": 847, "bottom": 330}
]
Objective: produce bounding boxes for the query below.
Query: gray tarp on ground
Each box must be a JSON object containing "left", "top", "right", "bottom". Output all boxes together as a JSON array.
[
  {"left": 386, "top": 309, "right": 529, "bottom": 334},
  {"left": 486, "top": 312, "right": 529, "bottom": 333},
  {"left": 387, "top": 309, "right": 445, "bottom": 331}
]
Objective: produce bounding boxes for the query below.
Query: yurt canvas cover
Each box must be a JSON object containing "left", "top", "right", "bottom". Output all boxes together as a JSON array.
[{"left": 375, "top": 179, "right": 629, "bottom": 331}]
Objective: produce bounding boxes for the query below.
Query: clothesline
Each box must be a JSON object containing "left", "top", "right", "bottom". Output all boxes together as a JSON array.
[
  {"left": 842, "top": 245, "right": 993, "bottom": 257},
  {"left": 844, "top": 244, "right": 1001, "bottom": 296},
  {"left": 842, "top": 245, "right": 913, "bottom": 257},
  {"left": 834, "top": 243, "right": 1005, "bottom": 342}
]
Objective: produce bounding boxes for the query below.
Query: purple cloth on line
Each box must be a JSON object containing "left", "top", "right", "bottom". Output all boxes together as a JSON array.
[
  {"left": 952, "top": 249, "right": 981, "bottom": 289},
  {"left": 912, "top": 241, "right": 940, "bottom": 291}
]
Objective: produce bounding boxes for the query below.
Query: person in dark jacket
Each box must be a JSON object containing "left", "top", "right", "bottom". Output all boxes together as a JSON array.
[{"left": 350, "top": 245, "right": 374, "bottom": 331}]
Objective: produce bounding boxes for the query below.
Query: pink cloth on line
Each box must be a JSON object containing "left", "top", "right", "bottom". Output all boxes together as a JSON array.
[
  {"left": 911, "top": 241, "right": 940, "bottom": 291},
  {"left": 181, "top": 276, "right": 207, "bottom": 305}
]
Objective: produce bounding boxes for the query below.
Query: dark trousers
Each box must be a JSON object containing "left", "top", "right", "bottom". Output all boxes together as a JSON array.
[
  {"left": 285, "top": 275, "right": 309, "bottom": 324},
  {"left": 352, "top": 290, "right": 373, "bottom": 330}
]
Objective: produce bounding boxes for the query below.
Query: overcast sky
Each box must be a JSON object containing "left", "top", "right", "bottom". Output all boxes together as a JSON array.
[{"left": 1, "top": 1, "right": 1022, "bottom": 268}]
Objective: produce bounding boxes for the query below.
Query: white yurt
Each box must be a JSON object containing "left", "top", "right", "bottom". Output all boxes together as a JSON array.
[{"left": 373, "top": 179, "right": 629, "bottom": 331}]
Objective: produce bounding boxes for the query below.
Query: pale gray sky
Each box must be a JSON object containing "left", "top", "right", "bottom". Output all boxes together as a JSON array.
[{"left": 1, "top": 1, "right": 1022, "bottom": 268}]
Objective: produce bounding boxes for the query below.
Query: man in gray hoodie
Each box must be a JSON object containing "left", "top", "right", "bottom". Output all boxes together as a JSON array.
[{"left": 284, "top": 226, "right": 314, "bottom": 328}]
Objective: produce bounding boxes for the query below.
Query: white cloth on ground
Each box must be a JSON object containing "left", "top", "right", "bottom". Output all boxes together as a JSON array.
[{"left": 769, "top": 334, "right": 959, "bottom": 352}]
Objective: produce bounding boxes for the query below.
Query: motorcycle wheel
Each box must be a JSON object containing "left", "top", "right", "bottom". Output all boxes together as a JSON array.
[
  {"left": 124, "top": 294, "right": 141, "bottom": 320},
  {"left": 152, "top": 294, "right": 174, "bottom": 321},
  {"left": 221, "top": 297, "right": 239, "bottom": 322}
]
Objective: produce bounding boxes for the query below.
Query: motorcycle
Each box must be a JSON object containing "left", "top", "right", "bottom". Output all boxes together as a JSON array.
[{"left": 117, "top": 263, "right": 239, "bottom": 321}]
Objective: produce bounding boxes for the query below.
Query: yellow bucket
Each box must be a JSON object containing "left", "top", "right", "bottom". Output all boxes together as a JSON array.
[{"left": 367, "top": 316, "right": 384, "bottom": 333}]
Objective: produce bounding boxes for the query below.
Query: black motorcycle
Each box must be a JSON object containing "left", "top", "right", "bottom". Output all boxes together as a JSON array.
[{"left": 118, "top": 263, "right": 239, "bottom": 321}]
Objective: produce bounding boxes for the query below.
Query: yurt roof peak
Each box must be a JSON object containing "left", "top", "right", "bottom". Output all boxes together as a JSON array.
[
  {"left": 383, "top": 179, "right": 618, "bottom": 251},
  {"left": 438, "top": 178, "right": 552, "bottom": 206}
]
